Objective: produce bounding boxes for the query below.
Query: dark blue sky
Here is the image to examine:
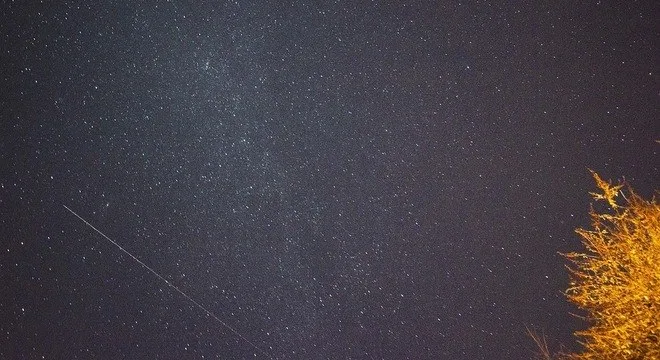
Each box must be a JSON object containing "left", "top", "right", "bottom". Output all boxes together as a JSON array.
[{"left": 1, "top": 1, "right": 657, "bottom": 359}]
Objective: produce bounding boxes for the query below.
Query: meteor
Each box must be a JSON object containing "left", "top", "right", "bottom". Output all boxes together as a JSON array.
[{"left": 62, "top": 204, "right": 270, "bottom": 358}]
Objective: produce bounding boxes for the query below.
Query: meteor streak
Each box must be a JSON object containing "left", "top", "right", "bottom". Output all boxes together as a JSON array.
[{"left": 63, "top": 205, "right": 270, "bottom": 358}]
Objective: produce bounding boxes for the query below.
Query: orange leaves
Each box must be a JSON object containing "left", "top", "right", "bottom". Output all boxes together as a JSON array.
[
  {"left": 587, "top": 169, "right": 623, "bottom": 210},
  {"left": 560, "top": 171, "right": 660, "bottom": 359}
]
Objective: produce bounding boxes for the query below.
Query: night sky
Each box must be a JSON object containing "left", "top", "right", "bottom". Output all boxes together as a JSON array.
[{"left": 1, "top": 1, "right": 658, "bottom": 359}]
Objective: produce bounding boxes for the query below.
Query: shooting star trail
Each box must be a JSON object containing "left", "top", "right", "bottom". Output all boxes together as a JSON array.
[{"left": 62, "top": 204, "right": 271, "bottom": 358}]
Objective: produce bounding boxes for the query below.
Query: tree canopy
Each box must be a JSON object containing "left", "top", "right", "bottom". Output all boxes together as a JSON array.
[{"left": 561, "top": 171, "right": 659, "bottom": 359}]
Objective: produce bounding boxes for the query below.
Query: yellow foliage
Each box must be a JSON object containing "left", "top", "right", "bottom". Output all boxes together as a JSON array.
[
  {"left": 587, "top": 169, "right": 623, "bottom": 209},
  {"left": 561, "top": 172, "right": 660, "bottom": 359}
]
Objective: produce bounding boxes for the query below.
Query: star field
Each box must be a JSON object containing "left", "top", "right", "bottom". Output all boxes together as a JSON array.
[{"left": 1, "top": 1, "right": 657, "bottom": 359}]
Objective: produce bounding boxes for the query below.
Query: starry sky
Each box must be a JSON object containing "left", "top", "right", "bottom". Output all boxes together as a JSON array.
[{"left": 1, "top": 1, "right": 657, "bottom": 359}]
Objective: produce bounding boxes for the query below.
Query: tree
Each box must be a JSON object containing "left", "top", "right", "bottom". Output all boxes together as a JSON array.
[{"left": 560, "top": 171, "right": 659, "bottom": 359}]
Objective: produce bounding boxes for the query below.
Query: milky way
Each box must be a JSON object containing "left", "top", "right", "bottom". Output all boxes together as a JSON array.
[{"left": 1, "top": 1, "right": 657, "bottom": 359}]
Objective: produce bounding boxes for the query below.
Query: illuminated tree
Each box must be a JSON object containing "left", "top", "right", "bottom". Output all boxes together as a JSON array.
[{"left": 561, "top": 171, "right": 660, "bottom": 359}]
